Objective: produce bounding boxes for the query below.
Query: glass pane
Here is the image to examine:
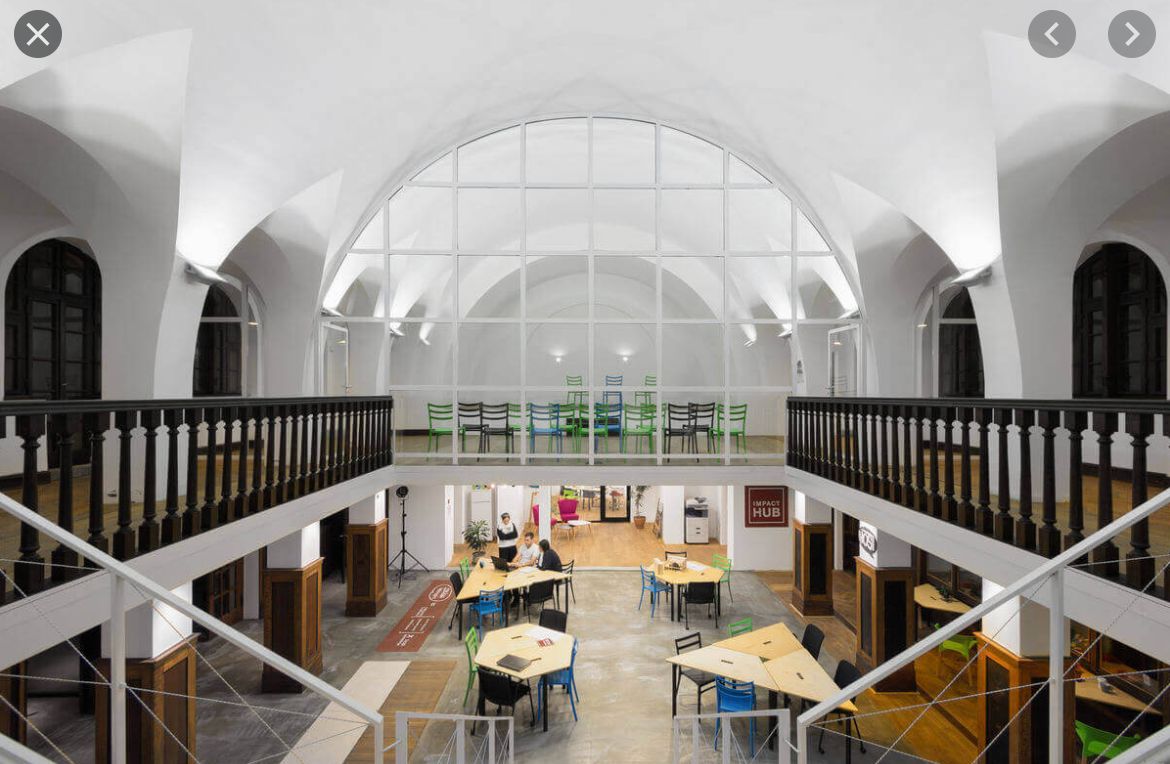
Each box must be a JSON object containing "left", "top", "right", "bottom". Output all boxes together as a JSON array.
[
  {"left": 727, "top": 256, "right": 793, "bottom": 320},
  {"left": 797, "top": 209, "right": 831, "bottom": 252},
  {"left": 526, "top": 189, "right": 589, "bottom": 251},
  {"left": 456, "top": 390, "right": 522, "bottom": 459},
  {"left": 595, "top": 256, "right": 656, "bottom": 320},
  {"left": 458, "top": 324, "right": 520, "bottom": 386},
  {"left": 388, "top": 323, "right": 453, "bottom": 386},
  {"left": 327, "top": 254, "right": 384, "bottom": 316},
  {"left": 346, "top": 322, "right": 390, "bottom": 392},
  {"left": 459, "top": 256, "right": 521, "bottom": 318},
  {"left": 321, "top": 324, "right": 349, "bottom": 396},
  {"left": 729, "top": 392, "right": 787, "bottom": 458},
  {"left": 662, "top": 256, "right": 722, "bottom": 319},
  {"left": 353, "top": 207, "right": 385, "bottom": 250},
  {"left": 458, "top": 189, "right": 522, "bottom": 250},
  {"left": 526, "top": 118, "right": 588, "bottom": 184},
  {"left": 593, "top": 324, "right": 655, "bottom": 386},
  {"left": 729, "top": 155, "right": 769, "bottom": 185},
  {"left": 796, "top": 256, "right": 855, "bottom": 318},
  {"left": 661, "top": 393, "right": 723, "bottom": 460},
  {"left": 660, "top": 190, "right": 722, "bottom": 252},
  {"left": 391, "top": 390, "right": 453, "bottom": 461},
  {"left": 660, "top": 127, "right": 723, "bottom": 184},
  {"left": 458, "top": 126, "right": 522, "bottom": 183},
  {"left": 730, "top": 326, "right": 793, "bottom": 386},
  {"left": 795, "top": 322, "right": 857, "bottom": 395},
  {"left": 412, "top": 152, "right": 453, "bottom": 183},
  {"left": 526, "top": 323, "right": 588, "bottom": 387},
  {"left": 593, "top": 190, "right": 655, "bottom": 251},
  {"left": 526, "top": 256, "right": 587, "bottom": 319},
  {"left": 662, "top": 324, "right": 724, "bottom": 387},
  {"left": 592, "top": 118, "right": 655, "bottom": 184},
  {"left": 387, "top": 187, "right": 452, "bottom": 250},
  {"left": 388, "top": 255, "right": 454, "bottom": 318},
  {"left": 729, "top": 189, "right": 792, "bottom": 252}
]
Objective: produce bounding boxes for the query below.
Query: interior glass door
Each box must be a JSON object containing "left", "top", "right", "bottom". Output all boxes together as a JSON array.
[
  {"left": 827, "top": 324, "right": 860, "bottom": 397},
  {"left": 600, "top": 485, "right": 630, "bottom": 522}
]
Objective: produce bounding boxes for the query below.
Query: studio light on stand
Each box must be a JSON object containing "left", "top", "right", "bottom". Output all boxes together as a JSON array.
[{"left": 388, "top": 485, "right": 430, "bottom": 588}]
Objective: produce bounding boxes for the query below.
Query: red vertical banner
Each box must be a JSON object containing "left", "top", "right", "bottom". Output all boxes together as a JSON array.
[{"left": 744, "top": 486, "right": 789, "bottom": 527}]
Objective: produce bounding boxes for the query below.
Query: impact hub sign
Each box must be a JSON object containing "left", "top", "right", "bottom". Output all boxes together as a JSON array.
[{"left": 744, "top": 486, "right": 788, "bottom": 528}]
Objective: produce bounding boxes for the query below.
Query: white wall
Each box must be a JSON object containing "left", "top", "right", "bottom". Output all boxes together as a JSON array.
[
  {"left": 660, "top": 485, "right": 685, "bottom": 545},
  {"left": 727, "top": 484, "right": 792, "bottom": 571},
  {"left": 388, "top": 483, "right": 451, "bottom": 570}
]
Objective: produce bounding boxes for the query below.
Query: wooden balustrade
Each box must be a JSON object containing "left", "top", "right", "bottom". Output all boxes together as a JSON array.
[
  {"left": 0, "top": 396, "right": 392, "bottom": 601},
  {"left": 788, "top": 397, "right": 1170, "bottom": 598}
]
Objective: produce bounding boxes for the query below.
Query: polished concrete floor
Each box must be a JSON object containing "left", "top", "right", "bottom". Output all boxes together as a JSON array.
[{"left": 23, "top": 570, "right": 931, "bottom": 763}]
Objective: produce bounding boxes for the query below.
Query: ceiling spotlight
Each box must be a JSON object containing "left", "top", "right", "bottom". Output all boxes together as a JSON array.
[
  {"left": 388, "top": 325, "right": 405, "bottom": 337},
  {"left": 419, "top": 336, "right": 431, "bottom": 346},
  {"left": 247, "top": 320, "right": 259, "bottom": 327},
  {"left": 337, "top": 339, "right": 348, "bottom": 345},
  {"left": 555, "top": 356, "right": 563, "bottom": 364},
  {"left": 947, "top": 265, "right": 993, "bottom": 287},
  {"left": 916, "top": 323, "right": 928, "bottom": 329},
  {"left": 621, "top": 355, "right": 630, "bottom": 363},
  {"left": 321, "top": 307, "right": 342, "bottom": 318}
]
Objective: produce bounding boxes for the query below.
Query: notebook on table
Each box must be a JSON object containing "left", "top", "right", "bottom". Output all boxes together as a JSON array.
[{"left": 497, "top": 654, "right": 532, "bottom": 672}]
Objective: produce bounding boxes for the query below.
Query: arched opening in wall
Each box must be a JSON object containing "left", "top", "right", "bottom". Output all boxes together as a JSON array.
[
  {"left": 937, "top": 288, "right": 984, "bottom": 398},
  {"left": 193, "top": 284, "right": 242, "bottom": 396},
  {"left": 1073, "top": 243, "right": 1167, "bottom": 399},
  {"left": 4, "top": 239, "right": 101, "bottom": 466}
]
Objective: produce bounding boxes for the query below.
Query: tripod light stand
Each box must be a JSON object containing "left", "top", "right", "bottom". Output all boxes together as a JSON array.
[{"left": 388, "top": 486, "right": 430, "bottom": 587}]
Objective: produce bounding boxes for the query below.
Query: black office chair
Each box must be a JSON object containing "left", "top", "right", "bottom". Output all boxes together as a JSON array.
[
  {"left": 539, "top": 608, "right": 568, "bottom": 632},
  {"left": 801, "top": 624, "right": 825, "bottom": 660},
  {"left": 524, "top": 579, "right": 556, "bottom": 621},
  {"left": 682, "top": 581, "right": 718, "bottom": 629},
  {"left": 473, "top": 669, "right": 534, "bottom": 733},
  {"left": 673, "top": 632, "right": 716, "bottom": 714},
  {"left": 817, "top": 661, "right": 867, "bottom": 759},
  {"left": 447, "top": 570, "right": 464, "bottom": 631}
]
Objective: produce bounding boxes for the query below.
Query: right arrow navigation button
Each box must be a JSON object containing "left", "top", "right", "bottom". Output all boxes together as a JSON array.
[
  {"left": 1029, "top": 10, "right": 1076, "bottom": 58},
  {"left": 1110, "top": 10, "right": 1156, "bottom": 58}
]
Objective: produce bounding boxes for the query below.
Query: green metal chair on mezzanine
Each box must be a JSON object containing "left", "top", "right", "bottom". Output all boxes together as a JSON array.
[{"left": 426, "top": 402, "right": 453, "bottom": 452}]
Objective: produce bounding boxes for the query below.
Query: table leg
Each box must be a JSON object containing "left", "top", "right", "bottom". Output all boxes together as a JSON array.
[
  {"left": 457, "top": 601, "right": 463, "bottom": 637},
  {"left": 768, "top": 690, "right": 778, "bottom": 751},
  {"left": 542, "top": 678, "right": 549, "bottom": 732},
  {"left": 672, "top": 665, "right": 679, "bottom": 717}
]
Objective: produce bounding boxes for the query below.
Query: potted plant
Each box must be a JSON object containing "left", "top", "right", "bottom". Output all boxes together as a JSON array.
[
  {"left": 463, "top": 519, "right": 491, "bottom": 561},
  {"left": 632, "top": 485, "right": 649, "bottom": 529}
]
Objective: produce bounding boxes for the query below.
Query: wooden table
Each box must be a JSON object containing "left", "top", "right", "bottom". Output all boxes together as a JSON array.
[
  {"left": 914, "top": 584, "right": 971, "bottom": 615},
  {"left": 1075, "top": 669, "right": 1162, "bottom": 716},
  {"left": 476, "top": 623, "right": 574, "bottom": 731},
  {"left": 651, "top": 559, "right": 725, "bottom": 621},
  {"left": 454, "top": 564, "right": 568, "bottom": 635},
  {"left": 714, "top": 622, "right": 803, "bottom": 661},
  {"left": 764, "top": 650, "right": 858, "bottom": 714}
]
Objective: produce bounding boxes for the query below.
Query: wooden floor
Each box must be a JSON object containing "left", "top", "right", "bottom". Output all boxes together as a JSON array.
[
  {"left": 449, "top": 519, "right": 726, "bottom": 568},
  {"left": 344, "top": 660, "right": 456, "bottom": 763},
  {"left": 760, "top": 569, "right": 979, "bottom": 764}
]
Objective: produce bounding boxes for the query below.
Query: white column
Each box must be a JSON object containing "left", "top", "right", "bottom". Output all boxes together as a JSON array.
[
  {"left": 101, "top": 582, "right": 194, "bottom": 661},
  {"left": 267, "top": 523, "right": 321, "bottom": 569},
  {"left": 536, "top": 486, "right": 552, "bottom": 540},
  {"left": 980, "top": 578, "right": 1059, "bottom": 658},
  {"left": 857, "top": 521, "right": 912, "bottom": 569},
  {"left": 660, "top": 486, "right": 685, "bottom": 545},
  {"left": 348, "top": 490, "right": 387, "bottom": 525},
  {"left": 243, "top": 551, "right": 261, "bottom": 620},
  {"left": 794, "top": 491, "right": 833, "bottom": 524}
]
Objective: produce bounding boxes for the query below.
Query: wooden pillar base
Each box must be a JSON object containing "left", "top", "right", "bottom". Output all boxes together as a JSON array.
[
  {"left": 345, "top": 520, "right": 388, "bottom": 617},
  {"left": 262, "top": 558, "right": 323, "bottom": 693},
  {"left": 855, "top": 558, "right": 915, "bottom": 692},
  {"left": 975, "top": 633, "right": 1074, "bottom": 763},
  {"left": 95, "top": 639, "right": 197, "bottom": 763},
  {"left": 792, "top": 519, "right": 834, "bottom": 617},
  {"left": 0, "top": 662, "right": 27, "bottom": 746}
]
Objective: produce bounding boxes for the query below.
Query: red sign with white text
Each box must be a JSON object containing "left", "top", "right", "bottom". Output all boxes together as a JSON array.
[{"left": 744, "top": 486, "right": 789, "bottom": 528}]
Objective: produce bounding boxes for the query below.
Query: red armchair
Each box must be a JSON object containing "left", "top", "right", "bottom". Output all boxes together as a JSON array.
[
  {"left": 557, "top": 498, "right": 580, "bottom": 523},
  {"left": 532, "top": 504, "right": 560, "bottom": 528}
]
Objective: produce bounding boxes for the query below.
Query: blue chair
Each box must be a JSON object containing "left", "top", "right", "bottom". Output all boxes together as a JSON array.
[
  {"left": 713, "top": 677, "right": 756, "bottom": 756},
  {"left": 539, "top": 638, "right": 579, "bottom": 722},
  {"left": 638, "top": 565, "right": 671, "bottom": 617},
  {"left": 528, "top": 403, "right": 566, "bottom": 453},
  {"left": 602, "top": 377, "right": 623, "bottom": 433},
  {"left": 469, "top": 586, "right": 506, "bottom": 632}
]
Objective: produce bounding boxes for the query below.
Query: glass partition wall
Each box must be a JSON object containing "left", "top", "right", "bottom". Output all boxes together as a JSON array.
[{"left": 321, "top": 117, "right": 862, "bottom": 464}]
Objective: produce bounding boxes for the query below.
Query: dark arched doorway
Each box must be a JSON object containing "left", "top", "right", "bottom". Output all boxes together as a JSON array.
[
  {"left": 4, "top": 239, "right": 101, "bottom": 465},
  {"left": 937, "top": 288, "right": 984, "bottom": 398},
  {"left": 192, "top": 284, "right": 242, "bottom": 397},
  {"left": 1073, "top": 243, "right": 1167, "bottom": 398}
]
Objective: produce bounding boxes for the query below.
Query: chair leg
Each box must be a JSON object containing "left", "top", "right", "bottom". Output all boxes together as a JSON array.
[{"left": 853, "top": 716, "right": 866, "bottom": 753}]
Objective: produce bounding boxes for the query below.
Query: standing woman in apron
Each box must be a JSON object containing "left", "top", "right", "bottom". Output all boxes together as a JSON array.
[{"left": 497, "top": 512, "right": 519, "bottom": 563}]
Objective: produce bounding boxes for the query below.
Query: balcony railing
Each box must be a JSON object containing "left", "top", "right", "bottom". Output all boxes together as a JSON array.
[
  {"left": 0, "top": 395, "right": 393, "bottom": 601},
  {"left": 786, "top": 396, "right": 1170, "bottom": 597}
]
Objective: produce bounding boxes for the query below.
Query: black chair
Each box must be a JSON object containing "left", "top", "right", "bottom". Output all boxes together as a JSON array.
[
  {"left": 447, "top": 570, "right": 464, "bottom": 631},
  {"left": 479, "top": 403, "right": 514, "bottom": 454},
  {"left": 682, "top": 581, "right": 718, "bottom": 629},
  {"left": 688, "top": 402, "right": 717, "bottom": 453},
  {"left": 801, "top": 624, "right": 825, "bottom": 660},
  {"left": 539, "top": 608, "right": 567, "bottom": 632},
  {"left": 474, "top": 669, "right": 534, "bottom": 733},
  {"left": 558, "top": 559, "right": 576, "bottom": 606},
  {"left": 664, "top": 403, "right": 692, "bottom": 454},
  {"left": 817, "top": 661, "right": 866, "bottom": 760},
  {"left": 673, "top": 632, "right": 716, "bottom": 714},
  {"left": 524, "top": 579, "right": 556, "bottom": 620},
  {"left": 458, "top": 402, "right": 484, "bottom": 452}
]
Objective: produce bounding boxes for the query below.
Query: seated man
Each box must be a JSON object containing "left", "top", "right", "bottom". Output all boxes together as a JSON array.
[
  {"left": 537, "top": 539, "right": 563, "bottom": 573},
  {"left": 509, "top": 532, "right": 540, "bottom": 569}
]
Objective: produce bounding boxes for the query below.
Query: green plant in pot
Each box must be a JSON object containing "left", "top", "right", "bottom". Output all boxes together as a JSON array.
[
  {"left": 632, "top": 485, "right": 649, "bottom": 529},
  {"left": 463, "top": 519, "right": 491, "bottom": 561}
]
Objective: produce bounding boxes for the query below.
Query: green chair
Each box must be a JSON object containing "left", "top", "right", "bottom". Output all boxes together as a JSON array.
[
  {"left": 713, "top": 553, "right": 733, "bottom": 603},
  {"left": 712, "top": 403, "right": 748, "bottom": 454},
  {"left": 728, "top": 617, "right": 753, "bottom": 637},
  {"left": 621, "top": 403, "right": 656, "bottom": 454},
  {"left": 426, "top": 403, "right": 454, "bottom": 452},
  {"left": 1075, "top": 721, "right": 1141, "bottom": 760},
  {"left": 634, "top": 374, "right": 657, "bottom": 408},
  {"left": 564, "top": 402, "right": 590, "bottom": 453},
  {"left": 463, "top": 626, "right": 480, "bottom": 704},
  {"left": 566, "top": 375, "right": 586, "bottom": 409},
  {"left": 932, "top": 623, "right": 977, "bottom": 678},
  {"left": 459, "top": 558, "right": 471, "bottom": 582}
]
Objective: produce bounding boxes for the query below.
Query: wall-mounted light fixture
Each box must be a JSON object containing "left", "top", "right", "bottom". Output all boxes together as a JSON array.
[
  {"left": 743, "top": 339, "right": 755, "bottom": 348},
  {"left": 947, "top": 264, "right": 993, "bottom": 287},
  {"left": 183, "top": 259, "right": 228, "bottom": 286},
  {"left": 321, "top": 307, "right": 342, "bottom": 318}
]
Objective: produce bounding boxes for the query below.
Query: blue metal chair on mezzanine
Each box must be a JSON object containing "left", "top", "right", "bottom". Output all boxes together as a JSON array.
[{"left": 528, "top": 402, "right": 566, "bottom": 454}]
